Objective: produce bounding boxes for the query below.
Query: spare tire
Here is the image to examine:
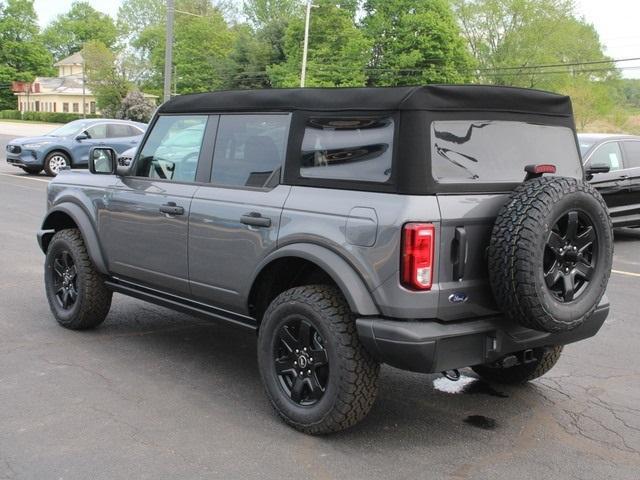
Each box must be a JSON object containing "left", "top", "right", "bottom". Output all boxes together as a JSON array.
[{"left": 489, "top": 176, "right": 612, "bottom": 333}]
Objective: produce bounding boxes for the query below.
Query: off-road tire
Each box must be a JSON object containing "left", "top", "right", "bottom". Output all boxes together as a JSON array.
[
  {"left": 489, "top": 176, "right": 613, "bottom": 333},
  {"left": 43, "top": 151, "right": 70, "bottom": 177},
  {"left": 472, "top": 346, "right": 563, "bottom": 384},
  {"left": 257, "top": 285, "right": 380, "bottom": 434},
  {"left": 45, "top": 229, "right": 112, "bottom": 330},
  {"left": 20, "top": 166, "right": 42, "bottom": 174}
]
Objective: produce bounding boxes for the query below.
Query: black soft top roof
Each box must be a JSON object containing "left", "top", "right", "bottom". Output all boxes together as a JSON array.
[{"left": 159, "top": 84, "right": 572, "bottom": 117}]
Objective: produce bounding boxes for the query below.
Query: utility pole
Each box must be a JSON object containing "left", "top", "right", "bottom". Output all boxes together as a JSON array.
[
  {"left": 163, "top": 0, "right": 175, "bottom": 103},
  {"left": 300, "top": 0, "right": 313, "bottom": 88}
]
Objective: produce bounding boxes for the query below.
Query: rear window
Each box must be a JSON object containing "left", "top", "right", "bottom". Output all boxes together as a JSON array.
[
  {"left": 431, "top": 120, "right": 582, "bottom": 183},
  {"left": 300, "top": 117, "right": 394, "bottom": 183}
]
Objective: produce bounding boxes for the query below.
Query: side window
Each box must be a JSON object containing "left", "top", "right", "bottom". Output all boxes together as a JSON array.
[
  {"left": 211, "top": 114, "right": 289, "bottom": 188},
  {"left": 300, "top": 117, "right": 394, "bottom": 183},
  {"left": 135, "top": 115, "right": 207, "bottom": 183},
  {"left": 107, "top": 123, "right": 134, "bottom": 138},
  {"left": 622, "top": 141, "right": 640, "bottom": 168},
  {"left": 588, "top": 142, "right": 623, "bottom": 171},
  {"left": 86, "top": 124, "right": 107, "bottom": 140}
]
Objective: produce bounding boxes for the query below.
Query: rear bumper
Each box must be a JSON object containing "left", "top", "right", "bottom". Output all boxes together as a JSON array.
[{"left": 356, "top": 300, "right": 609, "bottom": 374}]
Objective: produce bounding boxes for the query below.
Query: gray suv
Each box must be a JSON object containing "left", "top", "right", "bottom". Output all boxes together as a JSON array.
[{"left": 37, "top": 86, "right": 613, "bottom": 434}]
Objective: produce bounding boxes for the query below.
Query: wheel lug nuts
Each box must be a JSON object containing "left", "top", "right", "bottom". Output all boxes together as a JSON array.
[
  {"left": 310, "top": 358, "right": 313, "bottom": 362},
  {"left": 294, "top": 361, "right": 297, "bottom": 366},
  {"left": 307, "top": 370, "right": 311, "bottom": 375},
  {"left": 295, "top": 349, "right": 299, "bottom": 354}
]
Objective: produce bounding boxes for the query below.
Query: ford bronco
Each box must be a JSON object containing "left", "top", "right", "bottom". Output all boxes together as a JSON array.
[{"left": 38, "top": 85, "right": 613, "bottom": 434}]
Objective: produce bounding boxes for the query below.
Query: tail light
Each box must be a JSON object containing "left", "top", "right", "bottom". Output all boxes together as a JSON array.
[{"left": 401, "top": 223, "right": 435, "bottom": 291}]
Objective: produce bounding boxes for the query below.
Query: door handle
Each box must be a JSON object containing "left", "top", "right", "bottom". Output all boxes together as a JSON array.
[
  {"left": 452, "top": 226, "right": 468, "bottom": 281},
  {"left": 241, "top": 212, "right": 271, "bottom": 228},
  {"left": 159, "top": 202, "right": 185, "bottom": 216}
]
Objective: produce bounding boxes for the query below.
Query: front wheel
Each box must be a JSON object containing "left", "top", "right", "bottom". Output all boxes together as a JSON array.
[
  {"left": 44, "top": 229, "right": 112, "bottom": 330},
  {"left": 472, "top": 346, "right": 563, "bottom": 384},
  {"left": 257, "top": 285, "right": 379, "bottom": 434},
  {"left": 44, "top": 152, "right": 70, "bottom": 176}
]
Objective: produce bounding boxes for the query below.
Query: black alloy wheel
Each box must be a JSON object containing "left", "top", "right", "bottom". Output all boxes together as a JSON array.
[
  {"left": 51, "top": 250, "right": 78, "bottom": 310},
  {"left": 274, "top": 317, "right": 329, "bottom": 406},
  {"left": 543, "top": 210, "right": 598, "bottom": 303}
]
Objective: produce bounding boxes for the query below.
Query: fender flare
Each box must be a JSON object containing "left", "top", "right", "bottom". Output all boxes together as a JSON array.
[
  {"left": 40, "top": 202, "right": 108, "bottom": 274},
  {"left": 252, "top": 243, "right": 380, "bottom": 316}
]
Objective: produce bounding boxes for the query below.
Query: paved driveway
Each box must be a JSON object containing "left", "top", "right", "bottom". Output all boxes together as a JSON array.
[{"left": 1, "top": 132, "right": 639, "bottom": 480}]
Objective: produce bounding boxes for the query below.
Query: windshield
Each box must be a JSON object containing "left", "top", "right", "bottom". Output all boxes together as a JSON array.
[
  {"left": 48, "top": 121, "right": 91, "bottom": 137},
  {"left": 578, "top": 139, "right": 596, "bottom": 156}
]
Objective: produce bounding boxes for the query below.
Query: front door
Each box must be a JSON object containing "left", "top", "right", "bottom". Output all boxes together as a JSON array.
[
  {"left": 620, "top": 140, "right": 640, "bottom": 224},
  {"left": 188, "top": 113, "right": 291, "bottom": 316},
  {"left": 585, "top": 141, "right": 631, "bottom": 211},
  {"left": 99, "top": 114, "right": 213, "bottom": 295}
]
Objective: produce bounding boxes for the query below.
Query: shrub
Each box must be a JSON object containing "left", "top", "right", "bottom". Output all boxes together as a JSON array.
[
  {"left": 21, "top": 112, "right": 99, "bottom": 123},
  {"left": 0, "top": 110, "right": 22, "bottom": 120}
]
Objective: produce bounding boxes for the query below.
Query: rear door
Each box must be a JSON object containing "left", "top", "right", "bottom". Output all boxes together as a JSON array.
[
  {"left": 431, "top": 119, "right": 583, "bottom": 321},
  {"left": 188, "top": 114, "right": 291, "bottom": 316},
  {"left": 106, "top": 123, "right": 144, "bottom": 154}
]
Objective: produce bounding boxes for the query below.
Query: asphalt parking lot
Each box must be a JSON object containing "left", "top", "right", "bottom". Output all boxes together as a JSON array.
[{"left": 1, "top": 131, "right": 639, "bottom": 480}]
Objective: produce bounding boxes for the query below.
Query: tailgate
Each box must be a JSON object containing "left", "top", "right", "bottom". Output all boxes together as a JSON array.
[{"left": 436, "top": 194, "right": 508, "bottom": 321}]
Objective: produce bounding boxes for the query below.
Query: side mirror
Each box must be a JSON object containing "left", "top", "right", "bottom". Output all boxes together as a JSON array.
[
  {"left": 89, "top": 147, "right": 117, "bottom": 174},
  {"left": 75, "top": 131, "right": 89, "bottom": 141},
  {"left": 586, "top": 163, "right": 611, "bottom": 175}
]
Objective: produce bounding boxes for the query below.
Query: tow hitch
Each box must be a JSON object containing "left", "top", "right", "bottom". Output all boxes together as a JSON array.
[{"left": 441, "top": 369, "right": 461, "bottom": 381}]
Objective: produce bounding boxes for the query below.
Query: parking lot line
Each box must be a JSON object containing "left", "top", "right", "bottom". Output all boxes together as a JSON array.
[
  {"left": 612, "top": 269, "right": 640, "bottom": 278},
  {"left": 0, "top": 172, "right": 50, "bottom": 183}
]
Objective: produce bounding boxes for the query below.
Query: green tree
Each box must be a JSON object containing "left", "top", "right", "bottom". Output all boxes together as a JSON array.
[
  {"left": 363, "top": 0, "right": 474, "bottom": 86},
  {"left": 268, "top": 0, "right": 371, "bottom": 87},
  {"left": 453, "top": 0, "right": 614, "bottom": 89},
  {"left": 560, "top": 78, "right": 615, "bottom": 131},
  {"left": 0, "top": 0, "right": 53, "bottom": 109},
  {"left": 135, "top": 1, "right": 234, "bottom": 94},
  {"left": 42, "top": 1, "right": 118, "bottom": 61},
  {"left": 83, "top": 41, "right": 129, "bottom": 117}
]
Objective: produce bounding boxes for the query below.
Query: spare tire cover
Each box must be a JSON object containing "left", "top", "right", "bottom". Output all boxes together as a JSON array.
[{"left": 489, "top": 176, "right": 613, "bottom": 333}]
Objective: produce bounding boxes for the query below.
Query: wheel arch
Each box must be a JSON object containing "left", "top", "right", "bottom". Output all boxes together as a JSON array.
[
  {"left": 43, "top": 147, "right": 73, "bottom": 164},
  {"left": 39, "top": 203, "right": 108, "bottom": 274},
  {"left": 248, "top": 243, "right": 380, "bottom": 325}
]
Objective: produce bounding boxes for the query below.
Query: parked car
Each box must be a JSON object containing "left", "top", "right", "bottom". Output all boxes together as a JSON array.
[
  {"left": 5, "top": 119, "right": 147, "bottom": 176},
  {"left": 37, "top": 86, "right": 613, "bottom": 434},
  {"left": 580, "top": 133, "right": 640, "bottom": 228}
]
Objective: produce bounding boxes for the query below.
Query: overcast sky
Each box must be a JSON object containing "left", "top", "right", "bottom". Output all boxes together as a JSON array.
[{"left": 33, "top": 0, "right": 640, "bottom": 78}]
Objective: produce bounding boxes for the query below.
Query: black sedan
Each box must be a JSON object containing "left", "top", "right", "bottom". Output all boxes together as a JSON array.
[{"left": 579, "top": 133, "right": 640, "bottom": 228}]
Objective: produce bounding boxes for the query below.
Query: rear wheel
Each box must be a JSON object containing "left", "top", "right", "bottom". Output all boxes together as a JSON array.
[
  {"left": 44, "top": 151, "right": 70, "bottom": 176},
  {"left": 44, "top": 229, "right": 112, "bottom": 330},
  {"left": 472, "top": 346, "right": 563, "bottom": 384},
  {"left": 20, "top": 166, "right": 42, "bottom": 175},
  {"left": 257, "top": 285, "right": 379, "bottom": 434}
]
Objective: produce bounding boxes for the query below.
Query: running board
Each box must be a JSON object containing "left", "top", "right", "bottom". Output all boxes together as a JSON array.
[{"left": 104, "top": 278, "right": 257, "bottom": 330}]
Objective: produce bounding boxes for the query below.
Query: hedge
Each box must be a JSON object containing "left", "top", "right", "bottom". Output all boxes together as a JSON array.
[
  {"left": 0, "top": 110, "right": 99, "bottom": 123},
  {"left": 0, "top": 110, "right": 22, "bottom": 120}
]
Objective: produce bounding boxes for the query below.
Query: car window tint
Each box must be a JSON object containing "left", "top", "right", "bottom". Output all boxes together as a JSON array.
[
  {"left": 431, "top": 121, "right": 582, "bottom": 183},
  {"left": 108, "top": 123, "right": 133, "bottom": 138},
  {"left": 135, "top": 115, "right": 207, "bottom": 183},
  {"left": 622, "top": 141, "right": 640, "bottom": 168},
  {"left": 86, "top": 124, "right": 107, "bottom": 140},
  {"left": 300, "top": 117, "right": 394, "bottom": 183},
  {"left": 211, "top": 114, "right": 289, "bottom": 188},
  {"left": 588, "top": 142, "right": 623, "bottom": 171}
]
